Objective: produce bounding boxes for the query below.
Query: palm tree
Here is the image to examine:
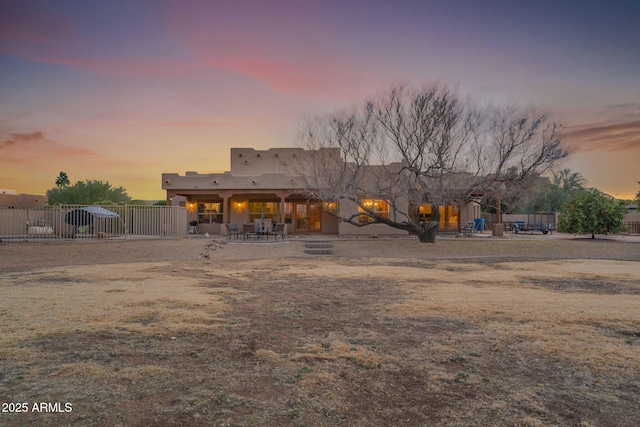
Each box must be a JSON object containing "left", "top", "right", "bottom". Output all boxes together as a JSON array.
[
  {"left": 554, "top": 169, "right": 586, "bottom": 193},
  {"left": 55, "top": 171, "right": 70, "bottom": 188}
]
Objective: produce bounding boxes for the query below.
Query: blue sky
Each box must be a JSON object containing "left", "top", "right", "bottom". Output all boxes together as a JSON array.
[{"left": 1, "top": 0, "right": 638, "bottom": 199}]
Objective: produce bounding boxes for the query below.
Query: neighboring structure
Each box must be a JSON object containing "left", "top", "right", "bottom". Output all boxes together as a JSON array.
[
  {"left": 0, "top": 190, "right": 47, "bottom": 208},
  {"left": 162, "top": 147, "right": 480, "bottom": 236}
]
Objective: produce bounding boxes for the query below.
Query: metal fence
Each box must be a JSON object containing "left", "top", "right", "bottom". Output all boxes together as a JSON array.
[
  {"left": 623, "top": 221, "right": 640, "bottom": 234},
  {"left": 0, "top": 205, "right": 187, "bottom": 242}
]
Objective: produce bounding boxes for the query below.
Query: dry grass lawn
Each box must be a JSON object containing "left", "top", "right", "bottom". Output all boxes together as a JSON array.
[{"left": 1, "top": 236, "right": 639, "bottom": 426}]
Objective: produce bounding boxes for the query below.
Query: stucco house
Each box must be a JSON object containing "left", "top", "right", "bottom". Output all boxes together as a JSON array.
[
  {"left": 162, "top": 147, "right": 480, "bottom": 236},
  {"left": 0, "top": 190, "right": 47, "bottom": 208}
]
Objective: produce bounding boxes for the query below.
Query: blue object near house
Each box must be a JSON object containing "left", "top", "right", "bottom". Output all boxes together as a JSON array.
[{"left": 473, "top": 218, "right": 485, "bottom": 231}]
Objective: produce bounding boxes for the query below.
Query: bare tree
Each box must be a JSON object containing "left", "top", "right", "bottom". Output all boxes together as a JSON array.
[{"left": 296, "top": 83, "right": 567, "bottom": 243}]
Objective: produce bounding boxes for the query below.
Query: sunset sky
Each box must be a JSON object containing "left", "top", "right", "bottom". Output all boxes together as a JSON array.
[{"left": 1, "top": 0, "right": 639, "bottom": 200}]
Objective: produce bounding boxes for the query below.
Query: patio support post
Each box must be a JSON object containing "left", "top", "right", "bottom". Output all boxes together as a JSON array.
[
  {"left": 276, "top": 191, "right": 288, "bottom": 224},
  {"left": 217, "top": 190, "right": 232, "bottom": 225},
  {"left": 222, "top": 195, "right": 229, "bottom": 224}
]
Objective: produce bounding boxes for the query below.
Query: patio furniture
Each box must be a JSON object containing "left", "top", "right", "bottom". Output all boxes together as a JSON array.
[
  {"left": 243, "top": 223, "right": 258, "bottom": 240},
  {"left": 460, "top": 221, "right": 475, "bottom": 236},
  {"left": 260, "top": 218, "right": 281, "bottom": 240},
  {"left": 227, "top": 223, "right": 240, "bottom": 240},
  {"left": 254, "top": 219, "right": 274, "bottom": 239},
  {"left": 273, "top": 223, "right": 285, "bottom": 240}
]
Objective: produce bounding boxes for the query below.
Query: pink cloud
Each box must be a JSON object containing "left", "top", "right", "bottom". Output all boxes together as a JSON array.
[
  {"left": 563, "top": 120, "right": 640, "bottom": 153},
  {"left": 119, "top": 119, "right": 244, "bottom": 128},
  {"left": 0, "top": 131, "right": 98, "bottom": 163},
  {"left": 0, "top": 128, "right": 162, "bottom": 197},
  {"left": 0, "top": 131, "right": 44, "bottom": 147},
  {"left": 208, "top": 54, "right": 369, "bottom": 99},
  {"left": 161, "top": 2, "right": 381, "bottom": 98},
  {"left": 0, "top": 130, "right": 153, "bottom": 170}
]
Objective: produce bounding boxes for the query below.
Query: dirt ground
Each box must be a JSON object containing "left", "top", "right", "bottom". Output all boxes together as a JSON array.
[{"left": 1, "top": 235, "right": 639, "bottom": 426}]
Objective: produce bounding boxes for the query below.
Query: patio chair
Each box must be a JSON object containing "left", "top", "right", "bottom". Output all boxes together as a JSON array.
[
  {"left": 227, "top": 223, "right": 240, "bottom": 240},
  {"left": 274, "top": 223, "right": 285, "bottom": 240},
  {"left": 261, "top": 218, "right": 274, "bottom": 239},
  {"left": 460, "top": 221, "right": 474, "bottom": 236},
  {"left": 243, "top": 223, "right": 257, "bottom": 240},
  {"left": 254, "top": 219, "right": 267, "bottom": 239}
]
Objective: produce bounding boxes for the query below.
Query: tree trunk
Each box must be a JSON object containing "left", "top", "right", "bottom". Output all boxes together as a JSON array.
[
  {"left": 591, "top": 233, "right": 595, "bottom": 239},
  {"left": 419, "top": 221, "right": 439, "bottom": 243}
]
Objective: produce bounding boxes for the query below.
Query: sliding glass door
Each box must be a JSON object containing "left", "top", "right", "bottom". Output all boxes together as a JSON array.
[{"left": 294, "top": 202, "right": 322, "bottom": 232}]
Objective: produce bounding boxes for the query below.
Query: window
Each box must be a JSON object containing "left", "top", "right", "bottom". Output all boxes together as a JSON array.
[
  {"left": 419, "top": 204, "right": 433, "bottom": 222},
  {"left": 198, "top": 202, "right": 223, "bottom": 223},
  {"left": 325, "top": 201, "right": 339, "bottom": 215},
  {"left": 443, "top": 205, "right": 459, "bottom": 230},
  {"left": 283, "top": 202, "right": 293, "bottom": 224},
  {"left": 359, "top": 199, "right": 389, "bottom": 223},
  {"left": 419, "top": 204, "right": 459, "bottom": 230},
  {"left": 249, "top": 202, "right": 279, "bottom": 223}
]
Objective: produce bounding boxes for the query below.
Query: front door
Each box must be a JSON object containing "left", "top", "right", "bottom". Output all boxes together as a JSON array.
[{"left": 295, "top": 202, "right": 322, "bottom": 232}]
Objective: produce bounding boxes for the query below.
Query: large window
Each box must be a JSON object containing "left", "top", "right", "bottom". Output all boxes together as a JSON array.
[
  {"left": 249, "top": 202, "right": 279, "bottom": 223},
  {"left": 283, "top": 202, "right": 292, "bottom": 224},
  {"left": 418, "top": 204, "right": 433, "bottom": 223},
  {"left": 442, "top": 205, "right": 459, "bottom": 230},
  {"left": 198, "top": 202, "right": 223, "bottom": 223},
  {"left": 359, "top": 199, "right": 389, "bottom": 223},
  {"left": 419, "top": 204, "right": 459, "bottom": 230}
]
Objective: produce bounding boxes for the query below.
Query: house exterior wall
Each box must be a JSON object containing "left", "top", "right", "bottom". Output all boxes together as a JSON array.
[
  {"left": 322, "top": 208, "right": 340, "bottom": 234},
  {"left": 162, "top": 147, "right": 474, "bottom": 236},
  {"left": 336, "top": 198, "right": 410, "bottom": 237},
  {"left": 163, "top": 147, "right": 340, "bottom": 235},
  {"left": 460, "top": 201, "right": 481, "bottom": 229},
  {"left": 229, "top": 147, "right": 313, "bottom": 175}
]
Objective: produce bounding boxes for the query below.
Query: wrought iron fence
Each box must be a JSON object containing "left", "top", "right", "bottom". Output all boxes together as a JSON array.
[{"left": 0, "top": 205, "right": 187, "bottom": 242}]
